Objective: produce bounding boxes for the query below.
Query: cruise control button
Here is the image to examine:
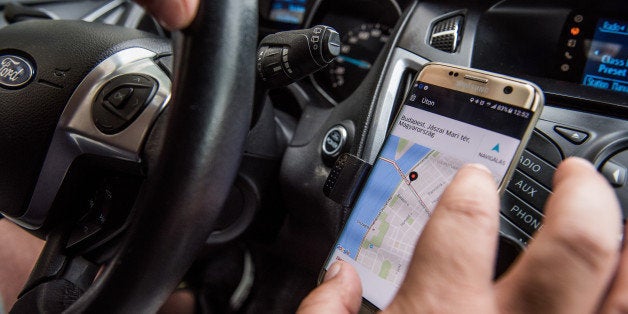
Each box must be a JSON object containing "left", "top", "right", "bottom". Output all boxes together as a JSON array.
[
  {"left": 507, "top": 170, "right": 552, "bottom": 212},
  {"left": 554, "top": 126, "right": 589, "bottom": 144},
  {"left": 501, "top": 191, "right": 544, "bottom": 236},
  {"left": 518, "top": 150, "right": 556, "bottom": 189}
]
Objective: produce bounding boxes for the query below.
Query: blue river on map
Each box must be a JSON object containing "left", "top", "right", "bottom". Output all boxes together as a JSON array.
[{"left": 336, "top": 135, "right": 430, "bottom": 259}]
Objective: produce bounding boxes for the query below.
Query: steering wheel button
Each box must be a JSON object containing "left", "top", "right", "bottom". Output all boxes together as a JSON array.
[
  {"left": 94, "top": 110, "right": 127, "bottom": 133},
  {"left": 115, "top": 86, "right": 154, "bottom": 120},
  {"left": 106, "top": 87, "right": 133, "bottom": 108},
  {"left": 93, "top": 74, "right": 158, "bottom": 134},
  {"left": 67, "top": 221, "right": 104, "bottom": 248}
]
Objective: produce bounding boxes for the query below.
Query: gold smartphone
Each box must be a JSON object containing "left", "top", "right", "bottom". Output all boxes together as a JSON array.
[{"left": 320, "top": 63, "right": 543, "bottom": 311}]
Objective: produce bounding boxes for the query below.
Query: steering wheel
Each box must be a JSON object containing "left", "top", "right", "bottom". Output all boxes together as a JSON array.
[{"left": 0, "top": 0, "right": 257, "bottom": 312}]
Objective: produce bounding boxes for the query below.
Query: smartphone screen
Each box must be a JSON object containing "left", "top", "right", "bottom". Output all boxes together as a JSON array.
[{"left": 324, "top": 65, "right": 540, "bottom": 309}]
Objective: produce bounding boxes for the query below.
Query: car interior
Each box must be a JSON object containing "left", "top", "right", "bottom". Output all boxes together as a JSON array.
[{"left": 0, "top": 0, "right": 626, "bottom": 312}]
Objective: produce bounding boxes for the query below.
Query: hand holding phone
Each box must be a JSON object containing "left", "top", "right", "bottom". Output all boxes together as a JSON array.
[
  {"left": 321, "top": 63, "right": 543, "bottom": 310},
  {"left": 307, "top": 157, "right": 623, "bottom": 314}
]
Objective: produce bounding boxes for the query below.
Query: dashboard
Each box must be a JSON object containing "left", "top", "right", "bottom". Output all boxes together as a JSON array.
[
  {"left": 261, "top": 0, "right": 628, "bottom": 281},
  {"left": 260, "top": 0, "right": 628, "bottom": 109},
  {"left": 261, "top": 0, "right": 411, "bottom": 103}
]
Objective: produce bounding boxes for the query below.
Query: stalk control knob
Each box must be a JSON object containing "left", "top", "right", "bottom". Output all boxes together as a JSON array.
[{"left": 257, "top": 25, "right": 340, "bottom": 89}]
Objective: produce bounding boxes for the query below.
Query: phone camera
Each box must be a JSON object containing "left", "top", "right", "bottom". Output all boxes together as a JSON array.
[
  {"left": 448, "top": 71, "right": 459, "bottom": 77},
  {"left": 503, "top": 86, "right": 513, "bottom": 94}
]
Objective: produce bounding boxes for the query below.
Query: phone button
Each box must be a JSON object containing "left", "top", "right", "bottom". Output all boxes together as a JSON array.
[
  {"left": 507, "top": 170, "right": 552, "bottom": 212},
  {"left": 501, "top": 191, "right": 544, "bottom": 237},
  {"left": 517, "top": 150, "right": 556, "bottom": 189}
]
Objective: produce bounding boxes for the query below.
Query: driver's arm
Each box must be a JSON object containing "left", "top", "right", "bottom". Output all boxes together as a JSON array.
[{"left": 0, "top": 220, "right": 44, "bottom": 311}]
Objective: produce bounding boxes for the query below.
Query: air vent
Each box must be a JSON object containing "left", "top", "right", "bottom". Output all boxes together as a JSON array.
[{"left": 429, "top": 15, "right": 464, "bottom": 53}]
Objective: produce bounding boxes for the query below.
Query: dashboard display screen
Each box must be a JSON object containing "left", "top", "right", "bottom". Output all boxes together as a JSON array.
[
  {"left": 581, "top": 18, "right": 628, "bottom": 93},
  {"left": 269, "top": 0, "right": 307, "bottom": 25}
]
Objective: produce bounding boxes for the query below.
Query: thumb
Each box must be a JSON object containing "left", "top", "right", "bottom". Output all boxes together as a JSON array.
[
  {"left": 385, "top": 164, "right": 500, "bottom": 313},
  {"left": 136, "top": 0, "right": 199, "bottom": 30},
  {"left": 297, "top": 261, "right": 363, "bottom": 314}
]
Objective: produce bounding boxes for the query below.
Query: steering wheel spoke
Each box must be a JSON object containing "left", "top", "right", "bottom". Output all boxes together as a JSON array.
[{"left": 24, "top": 48, "right": 172, "bottom": 230}]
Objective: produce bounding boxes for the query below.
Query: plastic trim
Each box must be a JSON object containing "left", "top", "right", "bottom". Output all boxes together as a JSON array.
[{"left": 362, "top": 47, "right": 429, "bottom": 163}]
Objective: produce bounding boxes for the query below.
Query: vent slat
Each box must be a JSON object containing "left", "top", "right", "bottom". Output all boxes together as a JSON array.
[{"left": 429, "top": 15, "right": 464, "bottom": 53}]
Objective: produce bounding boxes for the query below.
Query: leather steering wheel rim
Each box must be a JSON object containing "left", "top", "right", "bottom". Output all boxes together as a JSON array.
[{"left": 60, "top": 1, "right": 258, "bottom": 312}]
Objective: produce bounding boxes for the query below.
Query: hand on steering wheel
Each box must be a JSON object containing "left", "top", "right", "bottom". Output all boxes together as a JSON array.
[
  {"left": 136, "top": 0, "right": 199, "bottom": 30},
  {"left": 0, "top": 0, "right": 256, "bottom": 312}
]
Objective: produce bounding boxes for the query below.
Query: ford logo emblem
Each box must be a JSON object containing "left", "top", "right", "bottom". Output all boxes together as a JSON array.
[{"left": 0, "top": 55, "right": 35, "bottom": 89}]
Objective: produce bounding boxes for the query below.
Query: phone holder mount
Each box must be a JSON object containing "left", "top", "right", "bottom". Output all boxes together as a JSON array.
[{"left": 323, "top": 153, "right": 372, "bottom": 208}]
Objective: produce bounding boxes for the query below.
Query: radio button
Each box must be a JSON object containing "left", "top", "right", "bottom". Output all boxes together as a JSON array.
[{"left": 518, "top": 150, "right": 556, "bottom": 189}]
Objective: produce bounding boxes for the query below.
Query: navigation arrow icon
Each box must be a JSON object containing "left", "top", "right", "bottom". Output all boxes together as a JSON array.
[{"left": 492, "top": 144, "right": 500, "bottom": 153}]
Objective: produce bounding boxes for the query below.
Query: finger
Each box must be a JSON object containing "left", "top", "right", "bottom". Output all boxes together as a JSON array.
[
  {"left": 297, "top": 261, "right": 362, "bottom": 314},
  {"left": 385, "top": 164, "right": 500, "bottom": 313},
  {"left": 599, "top": 223, "right": 628, "bottom": 313},
  {"left": 136, "top": 0, "right": 199, "bottom": 30},
  {"left": 496, "top": 157, "right": 622, "bottom": 314}
]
